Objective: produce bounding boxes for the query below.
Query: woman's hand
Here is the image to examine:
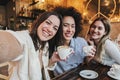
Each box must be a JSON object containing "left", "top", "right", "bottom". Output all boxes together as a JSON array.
[
  {"left": 86, "top": 34, "right": 94, "bottom": 46},
  {"left": 49, "top": 51, "right": 61, "bottom": 66},
  {"left": 83, "top": 46, "right": 96, "bottom": 57}
]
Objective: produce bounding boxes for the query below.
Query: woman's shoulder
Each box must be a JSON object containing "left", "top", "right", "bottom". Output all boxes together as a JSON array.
[
  {"left": 73, "top": 37, "right": 86, "bottom": 40},
  {"left": 105, "top": 39, "right": 119, "bottom": 49},
  {"left": 7, "top": 30, "right": 30, "bottom": 39},
  {"left": 71, "top": 37, "right": 88, "bottom": 46},
  {"left": 105, "top": 39, "right": 115, "bottom": 45},
  {"left": 6, "top": 30, "right": 29, "bottom": 35},
  {"left": 73, "top": 37, "right": 87, "bottom": 42}
]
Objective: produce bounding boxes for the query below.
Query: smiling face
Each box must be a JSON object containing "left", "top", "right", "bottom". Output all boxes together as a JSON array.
[
  {"left": 62, "top": 16, "right": 75, "bottom": 44},
  {"left": 89, "top": 21, "right": 106, "bottom": 42},
  {"left": 37, "top": 15, "right": 60, "bottom": 41}
]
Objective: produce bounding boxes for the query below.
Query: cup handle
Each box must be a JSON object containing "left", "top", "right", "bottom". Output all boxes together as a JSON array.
[{"left": 70, "top": 48, "right": 74, "bottom": 53}]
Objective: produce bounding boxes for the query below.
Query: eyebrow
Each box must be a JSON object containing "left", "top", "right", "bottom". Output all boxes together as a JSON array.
[
  {"left": 63, "top": 23, "right": 75, "bottom": 26},
  {"left": 47, "top": 19, "right": 52, "bottom": 23},
  {"left": 47, "top": 19, "right": 59, "bottom": 28}
]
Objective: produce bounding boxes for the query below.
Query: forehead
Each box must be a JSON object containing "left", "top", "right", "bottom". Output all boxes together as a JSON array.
[
  {"left": 93, "top": 21, "right": 104, "bottom": 27},
  {"left": 47, "top": 15, "right": 60, "bottom": 26},
  {"left": 63, "top": 16, "right": 75, "bottom": 23}
]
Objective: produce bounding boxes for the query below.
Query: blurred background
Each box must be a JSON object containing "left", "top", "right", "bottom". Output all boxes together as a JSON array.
[{"left": 0, "top": 0, "right": 120, "bottom": 39}]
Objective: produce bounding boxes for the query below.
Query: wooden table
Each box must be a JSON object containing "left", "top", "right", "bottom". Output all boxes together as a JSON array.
[{"left": 51, "top": 60, "right": 115, "bottom": 80}]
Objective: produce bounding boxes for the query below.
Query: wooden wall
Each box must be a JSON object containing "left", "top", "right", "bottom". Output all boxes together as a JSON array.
[
  {"left": 0, "top": 6, "right": 6, "bottom": 26},
  {"left": 79, "top": 22, "right": 120, "bottom": 41},
  {"left": 110, "top": 22, "right": 120, "bottom": 40}
]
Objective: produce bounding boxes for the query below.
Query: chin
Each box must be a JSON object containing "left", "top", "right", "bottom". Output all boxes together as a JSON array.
[
  {"left": 40, "top": 37, "right": 50, "bottom": 41},
  {"left": 91, "top": 37, "right": 98, "bottom": 40}
]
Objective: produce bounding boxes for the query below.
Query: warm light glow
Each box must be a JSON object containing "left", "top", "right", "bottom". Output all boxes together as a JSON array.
[
  {"left": 83, "top": 11, "right": 88, "bottom": 16},
  {"left": 103, "top": 0, "right": 110, "bottom": 6},
  {"left": 41, "top": 0, "right": 45, "bottom": 2},
  {"left": 110, "top": 15, "right": 120, "bottom": 22}
]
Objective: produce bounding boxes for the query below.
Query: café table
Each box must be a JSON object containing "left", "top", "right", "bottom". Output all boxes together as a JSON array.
[{"left": 51, "top": 60, "right": 115, "bottom": 80}]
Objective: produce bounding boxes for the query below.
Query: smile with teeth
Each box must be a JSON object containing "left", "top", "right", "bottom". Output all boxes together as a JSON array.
[
  {"left": 92, "top": 32, "right": 98, "bottom": 36},
  {"left": 65, "top": 33, "right": 72, "bottom": 37},
  {"left": 42, "top": 30, "right": 50, "bottom": 38}
]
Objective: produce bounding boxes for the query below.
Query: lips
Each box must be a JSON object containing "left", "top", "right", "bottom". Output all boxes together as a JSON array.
[
  {"left": 91, "top": 32, "right": 98, "bottom": 36},
  {"left": 42, "top": 29, "right": 50, "bottom": 38},
  {"left": 64, "top": 33, "right": 73, "bottom": 37},
  {"left": 92, "top": 33, "right": 97, "bottom": 36}
]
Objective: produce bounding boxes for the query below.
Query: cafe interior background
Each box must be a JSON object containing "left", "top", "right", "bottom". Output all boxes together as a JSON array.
[
  {"left": 0, "top": 0, "right": 120, "bottom": 40},
  {"left": 0, "top": 0, "right": 120, "bottom": 79}
]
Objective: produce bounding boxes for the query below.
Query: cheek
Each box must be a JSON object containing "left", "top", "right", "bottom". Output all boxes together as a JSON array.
[
  {"left": 89, "top": 29, "right": 93, "bottom": 34},
  {"left": 73, "top": 29, "right": 75, "bottom": 33},
  {"left": 53, "top": 31, "right": 57, "bottom": 36},
  {"left": 63, "top": 28, "right": 67, "bottom": 33},
  {"left": 100, "top": 30, "right": 106, "bottom": 36},
  {"left": 37, "top": 26, "right": 41, "bottom": 34}
]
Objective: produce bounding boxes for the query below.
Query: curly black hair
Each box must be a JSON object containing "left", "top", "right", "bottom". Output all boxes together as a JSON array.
[
  {"left": 48, "top": 6, "right": 83, "bottom": 58},
  {"left": 53, "top": 6, "right": 83, "bottom": 37}
]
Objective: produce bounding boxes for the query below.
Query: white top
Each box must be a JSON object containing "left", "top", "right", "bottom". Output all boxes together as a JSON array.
[
  {"left": 101, "top": 39, "right": 120, "bottom": 66},
  {"left": 5, "top": 30, "right": 55, "bottom": 80}
]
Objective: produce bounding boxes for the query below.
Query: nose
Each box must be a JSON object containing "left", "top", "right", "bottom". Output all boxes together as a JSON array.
[
  {"left": 67, "top": 26, "right": 72, "bottom": 31},
  {"left": 93, "top": 28, "right": 98, "bottom": 32},
  {"left": 47, "top": 25, "right": 53, "bottom": 35}
]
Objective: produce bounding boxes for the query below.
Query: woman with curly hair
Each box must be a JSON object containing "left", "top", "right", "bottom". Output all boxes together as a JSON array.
[{"left": 49, "top": 6, "right": 95, "bottom": 75}]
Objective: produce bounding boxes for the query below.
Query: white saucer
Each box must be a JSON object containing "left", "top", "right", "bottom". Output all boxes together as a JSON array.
[
  {"left": 79, "top": 70, "right": 98, "bottom": 79},
  {"left": 107, "top": 71, "right": 120, "bottom": 80}
]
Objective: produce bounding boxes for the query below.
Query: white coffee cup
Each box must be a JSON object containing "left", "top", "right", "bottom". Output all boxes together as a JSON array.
[
  {"left": 57, "top": 46, "right": 74, "bottom": 60},
  {"left": 83, "top": 46, "right": 94, "bottom": 56},
  {"left": 110, "top": 63, "right": 120, "bottom": 78}
]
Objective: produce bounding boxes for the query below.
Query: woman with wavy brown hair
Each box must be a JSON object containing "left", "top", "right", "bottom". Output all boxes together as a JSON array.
[{"left": 86, "top": 17, "right": 120, "bottom": 66}]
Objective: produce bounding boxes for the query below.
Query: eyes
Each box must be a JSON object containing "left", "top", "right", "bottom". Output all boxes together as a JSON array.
[
  {"left": 63, "top": 23, "right": 75, "bottom": 28},
  {"left": 91, "top": 25, "right": 104, "bottom": 30},
  {"left": 45, "top": 20, "right": 59, "bottom": 31}
]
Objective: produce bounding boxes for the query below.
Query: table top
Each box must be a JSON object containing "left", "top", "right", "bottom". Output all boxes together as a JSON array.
[{"left": 51, "top": 60, "right": 115, "bottom": 80}]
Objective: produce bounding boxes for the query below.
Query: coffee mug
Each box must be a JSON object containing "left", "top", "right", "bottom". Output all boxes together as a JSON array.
[
  {"left": 57, "top": 46, "right": 74, "bottom": 60},
  {"left": 83, "top": 46, "right": 94, "bottom": 56},
  {"left": 110, "top": 63, "right": 120, "bottom": 77}
]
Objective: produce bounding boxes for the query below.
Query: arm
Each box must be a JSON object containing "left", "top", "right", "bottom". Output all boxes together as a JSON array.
[
  {"left": 48, "top": 51, "right": 61, "bottom": 70},
  {"left": 105, "top": 39, "right": 120, "bottom": 64},
  {"left": 0, "top": 31, "right": 22, "bottom": 63}
]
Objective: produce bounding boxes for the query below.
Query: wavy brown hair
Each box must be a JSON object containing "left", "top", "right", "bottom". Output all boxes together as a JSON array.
[{"left": 88, "top": 17, "right": 111, "bottom": 62}]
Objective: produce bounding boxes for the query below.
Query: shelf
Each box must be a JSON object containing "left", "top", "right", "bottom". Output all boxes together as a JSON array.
[{"left": 17, "top": 16, "right": 35, "bottom": 20}]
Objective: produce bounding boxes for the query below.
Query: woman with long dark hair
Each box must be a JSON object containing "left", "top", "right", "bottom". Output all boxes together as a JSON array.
[
  {"left": 0, "top": 11, "right": 62, "bottom": 80},
  {"left": 49, "top": 6, "right": 95, "bottom": 75}
]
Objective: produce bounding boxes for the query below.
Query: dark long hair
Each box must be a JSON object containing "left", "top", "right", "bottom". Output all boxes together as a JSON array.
[
  {"left": 53, "top": 6, "right": 83, "bottom": 38},
  {"left": 30, "top": 11, "right": 62, "bottom": 51}
]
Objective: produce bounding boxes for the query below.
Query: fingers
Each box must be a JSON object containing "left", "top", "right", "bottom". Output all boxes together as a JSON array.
[
  {"left": 83, "top": 46, "right": 96, "bottom": 57},
  {"left": 87, "top": 53, "right": 94, "bottom": 57},
  {"left": 91, "top": 47, "right": 96, "bottom": 52}
]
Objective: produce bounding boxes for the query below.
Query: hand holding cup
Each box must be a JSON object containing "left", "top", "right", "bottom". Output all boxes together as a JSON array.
[
  {"left": 83, "top": 46, "right": 96, "bottom": 57},
  {"left": 57, "top": 46, "right": 74, "bottom": 60},
  {"left": 110, "top": 63, "right": 120, "bottom": 78}
]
